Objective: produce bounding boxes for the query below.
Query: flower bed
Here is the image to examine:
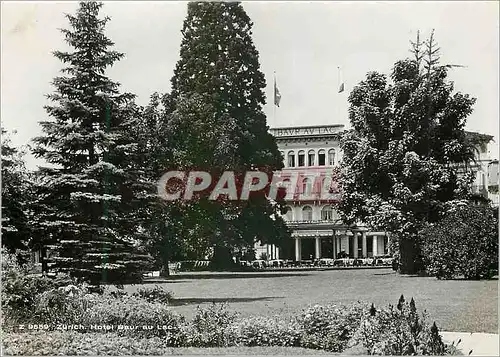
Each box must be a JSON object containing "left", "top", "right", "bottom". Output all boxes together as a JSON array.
[
  {"left": 3, "top": 290, "right": 458, "bottom": 355},
  {"left": 2, "top": 255, "right": 460, "bottom": 355}
]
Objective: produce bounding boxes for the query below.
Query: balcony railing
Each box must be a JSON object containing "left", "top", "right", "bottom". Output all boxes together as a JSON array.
[
  {"left": 285, "top": 219, "right": 344, "bottom": 226},
  {"left": 283, "top": 192, "right": 341, "bottom": 202}
]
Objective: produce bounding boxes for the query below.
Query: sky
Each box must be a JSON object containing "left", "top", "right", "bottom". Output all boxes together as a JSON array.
[{"left": 1, "top": 1, "right": 499, "bottom": 170}]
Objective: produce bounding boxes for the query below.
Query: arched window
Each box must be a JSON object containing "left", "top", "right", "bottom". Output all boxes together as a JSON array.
[
  {"left": 318, "top": 149, "right": 326, "bottom": 166},
  {"left": 302, "top": 206, "right": 313, "bottom": 221},
  {"left": 328, "top": 149, "right": 335, "bottom": 166},
  {"left": 302, "top": 178, "right": 312, "bottom": 196},
  {"left": 281, "top": 178, "right": 292, "bottom": 198},
  {"left": 308, "top": 150, "right": 315, "bottom": 166},
  {"left": 284, "top": 206, "right": 293, "bottom": 221},
  {"left": 287, "top": 151, "right": 295, "bottom": 168},
  {"left": 298, "top": 150, "right": 305, "bottom": 167},
  {"left": 322, "top": 175, "right": 339, "bottom": 194},
  {"left": 321, "top": 206, "right": 334, "bottom": 221},
  {"left": 322, "top": 176, "right": 330, "bottom": 190}
]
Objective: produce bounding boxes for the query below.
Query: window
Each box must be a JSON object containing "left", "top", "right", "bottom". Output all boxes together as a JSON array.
[
  {"left": 328, "top": 149, "right": 335, "bottom": 166},
  {"left": 298, "top": 150, "right": 305, "bottom": 167},
  {"left": 284, "top": 206, "right": 293, "bottom": 221},
  {"left": 281, "top": 178, "right": 292, "bottom": 197},
  {"left": 308, "top": 150, "right": 315, "bottom": 166},
  {"left": 288, "top": 151, "right": 295, "bottom": 167},
  {"left": 321, "top": 206, "right": 334, "bottom": 221},
  {"left": 302, "top": 178, "right": 312, "bottom": 196},
  {"left": 321, "top": 177, "right": 329, "bottom": 197},
  {"left": 318, "top": 149, "right": 326, "bottom": 166},
  {"left": 302, "top": 206, "right": 313, "bottom": 221}
]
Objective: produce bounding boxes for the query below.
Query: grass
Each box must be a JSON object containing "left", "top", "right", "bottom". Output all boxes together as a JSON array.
[{"left": 123, "top": 268, "right": 498, "bottom": 333}]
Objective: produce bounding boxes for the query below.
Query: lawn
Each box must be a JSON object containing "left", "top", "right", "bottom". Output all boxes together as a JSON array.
[{"left": 123, "top": 268, "right": 498, "bottom": 333}]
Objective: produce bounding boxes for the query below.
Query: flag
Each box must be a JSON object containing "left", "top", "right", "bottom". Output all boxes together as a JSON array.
[
  {"left": 274, "top": 77, "right": 281, "bottom": 107},
  {"left": 338, "top": 66, "right": 344, "bottom": 93}
]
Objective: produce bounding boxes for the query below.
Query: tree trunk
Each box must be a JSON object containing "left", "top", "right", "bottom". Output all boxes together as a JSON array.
[
  {"left": 159, "top": 253, "right": 170, "bottom": 277},
  {"left": 398, "top": 238, "right": 423, "bottom": 274},
  {"left": 160, "top": 266, "right": 170, "bottom": 277},
  {"left": 41, "top": 246, "right": 48, "bottom": 273},
  {"left": 211, "top": 245, "right": 235, "bottom": 271}
]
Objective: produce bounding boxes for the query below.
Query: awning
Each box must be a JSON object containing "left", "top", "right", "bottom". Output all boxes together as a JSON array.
[
  {"left": 292, "top": 230, "right": 334, "bottom": 238},
  {"left": 292, "top": 229, "right": 356, "bottom": 237}
]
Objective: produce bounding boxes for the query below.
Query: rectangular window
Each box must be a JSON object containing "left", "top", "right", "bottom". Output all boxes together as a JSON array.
[
  {"left": 308, "top": 153, "right": 315, "bottom": 166},
  {"left": 318, "top": 153, "right": 326, "bottom": 166},
  {"left": 298, "top": 153, "right": 305, "bottom": 167},
  {"left": 328, "top": 152, "right": 335, "bottom": 166},
  {"left": 288, "top": 155, "right": 295, "bottom": 167},
  {"left": 321, "top": 210, "right": 332, "bottom": 220}
]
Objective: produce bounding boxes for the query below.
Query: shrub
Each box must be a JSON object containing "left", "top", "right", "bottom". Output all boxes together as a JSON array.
[
  {"left": 348, "top": 295, "right": 446, "bottom": 355},
  {"left": 3, "top": 298, "right": 459, "bottom": 355},
  {"left": 34, "top": 285, "right": 95, "bottom": 326},
  {"left": 185, "top": 303, "right": 238, "bottom": 347},
  {"left": 1, "top": 251, "right": 75, "bottom": 324},
  {"left": 31, "top": 287, "right": 184, "bottom": 344},
  {"left": 421, "top": 203, "right": 498, "bottom": 279},
  {"left": 84, "top": 294, "right": 186, "bottom": 344},
  {"left": 132, "top": 285, "right": 173, "bottom": 304},
  {"left": 2, "top": 330, "right": 175, "bottom": 356},
  {"left": 107, "top": 289, "right": 129, "bottom": 299},
  {"left": 230, "top": 315, "right": 301, "bottom": 347},
  {"left": 295, "top": 302, "right": 368, "bottom": 352}
]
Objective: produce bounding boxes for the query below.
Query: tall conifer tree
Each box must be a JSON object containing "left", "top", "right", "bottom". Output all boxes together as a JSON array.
[
  {"left": 32, "top": 1, "right": 151, "bottom": 284},
  {"left": 1, "top": 129, "right": 31, "bottom": 260},
  {"left": 167, "top": 2, "right": 289, "bottom": 267}
]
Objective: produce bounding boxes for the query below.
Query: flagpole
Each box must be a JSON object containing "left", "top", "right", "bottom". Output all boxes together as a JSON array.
[
  {"left": 273, "top": 71, "right": 277, "bottom": 125},
  {"left": 337, "top": 66, "right": 340, "bottom": 122}
]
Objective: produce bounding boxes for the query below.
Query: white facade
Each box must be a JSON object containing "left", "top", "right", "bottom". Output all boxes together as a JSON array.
[
  {"left": 469, "top": 133, "right": 498, "bottom": 206},
  {"left": 254, "top": 125, "right": 389, "bottom": 261}
]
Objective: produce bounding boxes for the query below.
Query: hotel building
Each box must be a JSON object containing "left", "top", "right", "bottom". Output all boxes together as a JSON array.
[{"left": 255, "top": 125, "right": 496, "bottom": 262}]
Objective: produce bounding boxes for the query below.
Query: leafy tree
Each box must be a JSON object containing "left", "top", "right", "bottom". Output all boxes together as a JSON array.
[
  {"left": 129, "top": 93, "right": 193, "bottom": 275},
  {"left": 31, "top": 1, "right": 151, "bottom": 284},
  {"left": 1, "top": 129, "right": 31, "bottom": 261},
  {"left": 421, "top": 201, "right": 498, "bottom": 280},
  {"left": 165, "top": 2, "right": 290, "bottom": 268},
  {"left": 338, "top": 31, "right": 477, "bottom": 274}
]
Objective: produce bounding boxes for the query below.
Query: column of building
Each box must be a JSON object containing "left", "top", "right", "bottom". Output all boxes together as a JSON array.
[
  {"left": 338, "top": 236, "right": 341, "bottom": 258},
  {"left": 295, "top": 237, "right": 301, "bottom": 261},
  {"left": 353, "top": 232, "right": 359, "bottom": 258},
  {"left": 315, "top": 235, "right": 321, "bottom": 259},
  {"left": 362, "top": 232, "right": 367, "bottom": 257}
]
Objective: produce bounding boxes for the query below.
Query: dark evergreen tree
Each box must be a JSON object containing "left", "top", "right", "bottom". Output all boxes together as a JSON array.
[
  {"left": 32, "top": 1, "right": 151, "bottom": 284},
  {"left": 337, "top": 31, "right": 477, "bottom": 274},
  {"left": 1, "top": 129, "right": 31, "bottom": 261},
  {"left": 166, "top": 2, "right": 290, "bottom": 268}
]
